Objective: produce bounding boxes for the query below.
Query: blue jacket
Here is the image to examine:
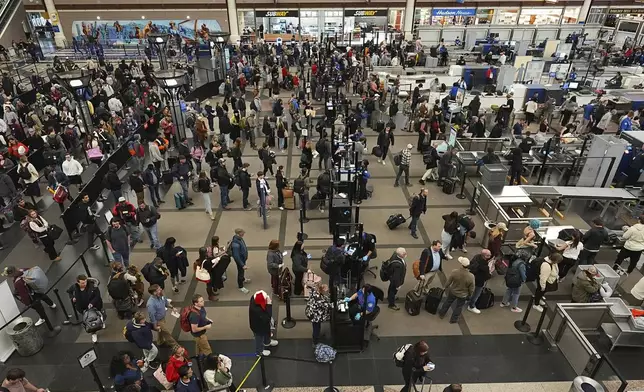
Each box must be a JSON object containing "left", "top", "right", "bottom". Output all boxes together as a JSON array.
[
  {"left": 620, "top": 117, "right": 633, "bottom": 132},
  {"left": 231, "top": 235, "right": 248, "bottom": 266},
  {"left": 125, "top": 320, "right": 154, "bottom": 350},
  {"left": 172, "top": 162, "right": 191, "bottom": 180}
]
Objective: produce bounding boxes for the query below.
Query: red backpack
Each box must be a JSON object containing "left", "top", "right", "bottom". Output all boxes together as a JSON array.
[
  {"left": 179, "top": 306, "right": 198, "bottom": 333},
  {"left": 53, "top": 186, "right": 68, "bottom": 204}
]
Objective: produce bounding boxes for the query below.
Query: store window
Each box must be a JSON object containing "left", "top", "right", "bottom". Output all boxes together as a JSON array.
[
  {"left": 238, "top": 10, "right": 255, "bottom": 34},
  {"left": 586, "top": 7, "right": 607, "bottom": 25},
  {"left": 562, "top": 7, "right": 581, "bottom": 24},
  {"left": 256, "top": 10, "right": 300, "bottom": 35},
  {"left": 476, "top": 9, "right": 494, "bottom": 25},
  {"left": 389, "top": 9, "right": 404, "bottom": 32},
  {"left": 494, "top": 8, "right": 519, "bottom": 25},
  {"left": 344, "top": 9, "right": 389, "bottom": 43},
  {"left": 300, "top": 10, "right": 319, "bottom": 38},
  {"left": 414, "top": 8, "right": 432, "bottom": 27},
  {"left": 324, "top": 11, "right": 343, "bottom": 36},
  {"left": 430, "top": 8, "right": 477, "bottom": 26},
  {"left": 519, "top": 8, "right": 563, "bottom": 25}
]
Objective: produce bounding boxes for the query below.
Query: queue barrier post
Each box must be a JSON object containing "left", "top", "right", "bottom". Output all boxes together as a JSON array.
[
  {"left": 456, "top": 171, "right": 467, "bottom": 200},
  {"left": 526, "top": 301, "right": 549, "bottom": 346},
  {"left": 281, "top": 292, "right": 296, "bottom": 329},
  {"left": 53, "top": 288, "right": 75, "bottom": 325},
  {"left": 324, "top": 360, "right": 339, "bottom": 392},
  {"left": 513, "top": 296, "right": 534, "bottom": 333}
]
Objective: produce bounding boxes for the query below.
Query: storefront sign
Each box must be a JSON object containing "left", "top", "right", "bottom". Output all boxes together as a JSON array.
[
  {"left": 608, "top": 8, "right": 644, "bottom": 15},
  {"left": 256, "top": 10, "right": 299, "bottom": 18},
  {"left": 431, "top": 8, "right": 477, "bottom": 17},
  {"left": 344, "top": 10, "right": 389, "bottom": 17}
]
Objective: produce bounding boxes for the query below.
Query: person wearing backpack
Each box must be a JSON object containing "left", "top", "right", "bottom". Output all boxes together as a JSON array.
[
  {"left": 3, "top": 266, "right": 54, "bottom": 327},
  {"left": 124, "top": 312, "right": 157, "bottom": 372},
  {"left": 316, "top": 136, "right": 330, "bottom": 170},
  {"left": 376, "top": 126, "right": 395, "bottom": 165},
  {"left": 399, "top": 340, "right": 432, "bottom": 392},
  {"left": 385, "top": 248, "right": 407, "bottom": 311},
  {"left": 500, "top": 255, "right": 527, "bottom": 313},
  {"left": 440, "top": 212, "right": 459, "bottom": 260},
  {"left": 142, "top": 257, "right": 169, "bottom": 289},
  {"left": 106, "top": 218, "right": 131, "bottom": 267},
  {"left": 408, "top": 188, "right": 428, "bottom": 239},
  {"left": 438, "top": 257, "right": 474, "bottom": 323},
  {"left": 532, "top": 252, "right": 562, "bottom": 313},
  {"left": 418, "top": 145, "right": 439, "bottom": 185},
  {"left": 147, "top": 284, "right": 178, "bottom": 348},
  {"left": 466, "top": 249, "right": 493, "bottom": 315},
  {"left": 185, "top": 294, "right": 213, "bottom": 356},
  {"left": 293, "top": 169, "right": 309, "bottom": 222},
  {"left": 68, "top": 274, "right": 104, "bottom": 342},
  {"left": 18, "top": 155, "right": 40, "bottom": 197}
]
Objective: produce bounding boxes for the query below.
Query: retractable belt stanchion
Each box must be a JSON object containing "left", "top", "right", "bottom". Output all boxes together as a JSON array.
[
  {"left": 53, "top": 288, "right": 76, "bottom": 326},
  {"left": 514, "top": 296, "right": 534, "bottom": 333},
  {"left": 527, "top": 301, "right": 549, "bottom": 345}
]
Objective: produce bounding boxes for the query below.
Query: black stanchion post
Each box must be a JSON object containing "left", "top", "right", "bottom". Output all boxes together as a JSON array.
[
  {"left": 466, "top": 185, "right": 477, "bottom": 216},
  {"left": 281, "top": 292, "right": 296, "bottom": 329},
  {"left": 298, "top": 207, "right": 308, "bottom": 240},
  {"left": 526, "top": 302, "right": 548, "bottom": 345},
  {"left": 193, "top": 355, "right": 207, "bottom": 390},
  {"left": 89, "top": 362, "right": 107, "bottom": 392},
  {"left": 80, "top": 255, "right": 92, "bottom": 277},
  {"left": 456, "top": 171, "right": 467, "bottom": 199},
  {"left": 514, "top": 296, "right": 533, "bottom": 332},
  {"left": 257, "top": 355, "right": 274, "bottom": 391},
  {"left": 71, "top": 296, "right": 81, "bottom": 323},
  {"left": 324, "top": 361, "right": 339, "bottom": 392},
  {"left": 53, "top": 288, "right": 72, "bottom": 325},
  {"left": 38, "top": 301, "right": 62, "bottom": 336}
]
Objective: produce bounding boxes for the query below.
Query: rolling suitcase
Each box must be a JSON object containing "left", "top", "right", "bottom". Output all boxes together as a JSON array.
[
  {"left": 405, "top": 290, "right": 422, "bottom": 316},
  {"left": 425, "top": 287, "right": 444, "bottom": 314},
  {"left": 442, "top": 179, "right": 456, "bottom": 195},
  {"left": 162, "top": 171, "right": 174, "bottom": 185},
  {"left": 174, "top": 192, "right": 187, "bottom": 210},
  {"left": 386, "top": 214, "right": 407, "bottom": 230},
  {"left": 475, "top": 287, "right": 494, "bottom": 309}
]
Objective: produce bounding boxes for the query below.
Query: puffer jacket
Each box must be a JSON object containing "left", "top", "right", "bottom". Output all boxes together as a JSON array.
[
  {"left": 571, "top": 272, "right": 600, "bottom": 303},
  {"left": 623, "top": 223, "right": 644, "bottom": 252}
]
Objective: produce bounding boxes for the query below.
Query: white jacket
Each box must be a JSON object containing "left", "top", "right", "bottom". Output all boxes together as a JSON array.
[
  {"left": 149, "top": 142, "right": 163, "bottom": 163},
  {"left": 539, "top": 258, "right": 559, "bottom": 290},
  {"left": 108, "top": 97, "right": 123, "bottom": 113},
  {"left": 597, "top": 112, "right": 612, "bottom": 130},
  {"left": 632, "top": 276, "right": 644, "bottom": 301},
  {"left": 62, "top": 158, "right": 84, "bottom": 176},
  {"left": 624, "top": 223, "right": 644, "bottom": 252}
]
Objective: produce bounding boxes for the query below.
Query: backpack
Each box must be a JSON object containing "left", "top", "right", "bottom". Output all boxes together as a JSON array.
[
  {"left": 314, "top": 344, "right": 336, "bottom": 363},
  {"left": 19, "top": 164, "right": 31, "bottom": 180},
  {"left": 234, "top": 172, "right": 242, "bottom": 187},
  {"left": 107, "top": 272, "right": 130, "bottom": 300},
  {"left": 82, "top": 308, "right": 104, "bottom": 333},
  {"left": 505, "top": 260, "right": 524, "bottom": 288},
  {"left": 315, "top": 138, "right": 326, "bottom": 154},
  {"left": 393, "top": 154, "right": 402, "bottom": 166},
  {"left": 380, "top": 257, "right": 402, "bottom": 282},
  {"left": 293, "top": 178, "right": 306, "bottom": 194},
  {"left": 394, "top": 344, "right": 412, "bottom": 367},
  {"left": 180, "top": 306, "right": 199, "bottom": 333},
  {"left": 250, "top": 101, "right": 258, "bottom": 112},
  {"left": 458, "top": 215, "right": 475, "bottom": 231},
  {"left": 526, "top": 258, "right": 547, "bottom": 282},
  {"left": 320, "top": 248, "right": 343, "bottom": 274},
  {"left": 23, "top": 266, "right": 48, "bottom": 293}
]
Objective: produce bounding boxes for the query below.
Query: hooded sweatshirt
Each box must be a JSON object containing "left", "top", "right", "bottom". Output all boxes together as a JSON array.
[
  {"left": 166, "top": 351, "right": 189, "bottom": 384},
  {"left": 623, "top": 223, "right": 644, "bottom": 252},
  {"left": 125, "top": 319, "right": 154, "bottom": 349}
]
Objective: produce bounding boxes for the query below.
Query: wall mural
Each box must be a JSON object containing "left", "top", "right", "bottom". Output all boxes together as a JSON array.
[{"left": 71, "top": 19, "right": 223, "bottom": 45}]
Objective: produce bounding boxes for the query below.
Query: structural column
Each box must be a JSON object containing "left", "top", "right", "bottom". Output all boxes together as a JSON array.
[
  {"left": 578, "top": 0, "right": 592, "bottom": 24},
  {"left": 43, "top": 0, "right": 67, "bottom": 48},
  {"left": 226, "top": 0, "right": 240, "bottom": 43},
  {"left": 403, "top": 0, "right": 415, "bottom": 41}
]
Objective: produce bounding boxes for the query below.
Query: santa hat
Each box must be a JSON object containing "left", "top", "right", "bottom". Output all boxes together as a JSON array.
[{"left": 253, "top": 290, "right": 269, "bottom": 311}]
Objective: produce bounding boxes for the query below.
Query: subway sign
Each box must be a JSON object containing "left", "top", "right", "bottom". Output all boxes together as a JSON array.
[
  {"left": 256, "top": 10, "right": 299, "bottom": 17},
  {"left": 344, "top": 10, "right": 388, "bottom": 17}
]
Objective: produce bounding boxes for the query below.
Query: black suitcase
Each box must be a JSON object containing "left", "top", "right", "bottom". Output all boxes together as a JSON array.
[
  {"left": 442, "top": 179, "right": 456, "bottom": 195},
  {"left": 425, "top": 287, "right": 444, "bottom": 314},
  {"left": 376, "top": 120, "right": 385, "bottom": 133},
  {"left": 405, "top": 290, "right": 422, "bottom": 316},
  {"left": 386, "top": 214, "right": 407, "bottom": 230},
  {"left": 476, "top": 287, "right": 495, "bottom": 309},
  {"left": 162, "top": 171, "right": 174, "bottom": 185},
  {"left": 372, "top": 146, "right": 382, "bottom": 158}
]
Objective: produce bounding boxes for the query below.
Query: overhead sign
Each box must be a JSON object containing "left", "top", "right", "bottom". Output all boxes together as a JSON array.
[
  {"left": 256, "top": 10, "right": 299, "bottom": 18},
  {"left": 78, "top": 348, "right": 97, "bottom": 369},
  {"left": 344, "top": 10, "right": 388, "bottom": 17},
  {"left": 432, "top": 8, "right": 477, "bottom": 17},
  {"left": 609, "top": 8, "right": 644, "bottom": 15}
]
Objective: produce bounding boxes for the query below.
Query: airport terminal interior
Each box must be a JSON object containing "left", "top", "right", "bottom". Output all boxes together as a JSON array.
[{"left": 3, "top": 0, "right": 644, "bottom": 391}]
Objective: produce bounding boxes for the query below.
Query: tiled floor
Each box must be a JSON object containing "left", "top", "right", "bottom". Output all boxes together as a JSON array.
[{"left": 0, "top": 87, "right": 643, "bottom": 391}]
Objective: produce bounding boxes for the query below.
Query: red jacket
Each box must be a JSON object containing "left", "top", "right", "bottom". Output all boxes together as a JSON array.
[
  {"left": 281, "top": 67, "right": 288, "bottom": 78},
  {"left": 311, "top": 64, "right": 318, "bottom": 75},
  {"left": 8, "top": 142, "right": 28, "bottom": 159},
  {"left": 165, "top": 351, "right": 189, "bottom": 384},
  {"left": 112, "top": 202, "right": 137, "bottom": 223},
  {"left": 292, "top": 75, "right": 299, "bottom": 87}
]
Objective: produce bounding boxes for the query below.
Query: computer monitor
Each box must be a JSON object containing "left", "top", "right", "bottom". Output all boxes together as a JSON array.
[{"left": 568, "top": 82, "right": 579, "bottom": 89}]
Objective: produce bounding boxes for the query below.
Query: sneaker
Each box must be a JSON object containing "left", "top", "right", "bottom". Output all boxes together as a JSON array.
[
  {"left": 239, "top": 287, "right": 250, "bottom": 294},
  {"left": 462, "top": 247, "right": 468, "bottom": 254},
  {"left": 500, "top": 302, "right": 509, "bottom": 308},
  {"left": 49, "top": 303, "right": 56, "bottom": 309},
  {"left": 377, "top": 159, "right": 381, "bottom": 163},
  {"left": 388, "top": 305, "right": 400, "bottom": 311},
  {"left": 411, "top": 232, "right": 418, "bottom": 239},
  {"left": 173, "top": 286, "right": 179, "bottom": 293},
  {"left": 467, "top": 306, "right": 481, "bottom": 314},
  {"left": 244, "top": 278, "right": 252, "bottom": 283},
  {"left": 445, "top": 254, "right": 453, "bottom": 260},
  {"left": 91, "top": 333, "right": 98, "bottom": 343},
  {"left": 382, "top": 161, "right": 386, "bottom": 165},
  {"left": 91, "top": 245, "right": 100, "bottom": 250},
  {"left": 419, "top": 179, "right": 425, "bottom": 185},
  {"left": 511, "top": 307, "right": 523, "bottom": 313},
  {"left": 532, "top": 305, "right": 544, "bottom": 313},
  {"left": 267, "top": 339, "right": 279, "bottom": 347},
  {"left": 244, "top": 207, "right": 253, "bottom": 211},
  {"left": 540, "top": 299, "right": 546, "bottom": 306},
  {"left": 261, "top": 350, "right": 271, "bottom": 356},
  {"left": 35, "top": 318, "right": 45, "bottom": 326},
  {"left": 279, "top": 207, "right": 284, "bottom": 210}
]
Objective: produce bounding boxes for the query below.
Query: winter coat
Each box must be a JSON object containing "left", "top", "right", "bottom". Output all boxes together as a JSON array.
[
  {"left": 623, "top": 223, "right": 644, "bottom": 252},
  {"left": 266, "top": 250, "right": 283, "bottom": 276},
  {"left": 571, "top": 272, "right": 600, "bottom": 303},
  {"left": 249, "top": 298, "right": 272, "bottom": 335}
]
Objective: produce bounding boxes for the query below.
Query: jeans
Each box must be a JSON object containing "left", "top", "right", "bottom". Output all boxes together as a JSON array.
[
  {"left": 312, "top": 321, "right": 321, "bottom": 344},
  {"left": 387, "top": 281, "right": 398, "bottom": 306},
  {"left": 409, "top": 215, "right": 419, "bottom": 235},
  {"left": 143, "top": 224, "right": 161, "bottom": 249},
  {"left": 220, "top": 184, "right": 230, "bottom": 208},
  {"left": 179, "top": 179, "right": 190, "bottom": 201},
  {"left": 112, "top": 250, "right": 130, "bottom": 267},
  {"left": 440, "top": 230, "right": 452, "bottom": 256},
  {"left": 395, "top": 165, "right": 410, "bottom": 185},
  {"left": 142, "top": 343, "right": 158, "bottom": 367},
  {"left": 242, "top": 188, "right": 250, "bottom": 208},
  {"left": 111, "top": 189, "right": 122, "bottom": 202},
  {"left": 438, "top": 292, "right": 467, "bottom": 323},
  {"left": 254, "top": 333, "right": 270, "bottom": 354},
  {"left": 202, "top": 192, "right": 213, "bottom": 216},
  {"left": 502, "top": 286, "right": 521, "bottom": 308},
  {"left": 127, "top": 222, "right": 141, "bottom": 248},
  {"left": 279, "top": 137, "right": 285, "bottom": 150},
  {"left": 468, "top": 286, "right": 484, "bottom": 308},
  {"left": 236, "top": 263, "right": 246, "bottom": 288}
]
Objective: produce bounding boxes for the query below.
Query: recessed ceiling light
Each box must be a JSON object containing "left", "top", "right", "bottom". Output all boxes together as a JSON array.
[
  {"left": 141, "top": 16, "right": 145, "bottom": 19},
  {"left": 96, "top": 16, "right": 101, "bottom": 20},
  {"left": 187, "top": 16, "right": 190, "bottom": 19}
]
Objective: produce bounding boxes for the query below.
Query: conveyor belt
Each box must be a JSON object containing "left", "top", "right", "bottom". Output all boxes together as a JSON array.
[{"left": 552, "top": 186, "right": 638, "bottom": 200}]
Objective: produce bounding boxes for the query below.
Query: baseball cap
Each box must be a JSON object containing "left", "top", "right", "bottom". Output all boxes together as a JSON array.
[
  {"left": 407, "top": 144, "right": 413, "bottom": 149},
  {"left": 118, "top": 197, "right": 126, "bottom": 202}
]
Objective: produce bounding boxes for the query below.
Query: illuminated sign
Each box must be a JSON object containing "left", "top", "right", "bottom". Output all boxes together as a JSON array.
[
  {"left": 344, "top": 10, "right": 388, "bottom": 17},
  {"left": 256, "top": 10, "right": 299, "bottom": 18}
]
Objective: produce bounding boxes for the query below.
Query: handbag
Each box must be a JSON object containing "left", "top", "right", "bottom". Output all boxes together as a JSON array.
[
  {"left": 48, "top": 224, "right": 63, "bottom": 240},
  {"left": 302, "top": 271, "right": 322, "bottom": 297},
  {"left": 153, "top": 367, "right": 173, "bottom": 390},
  {"left": 86, "top": 147, "right": 103, "bottom": 160},
  {"left": 545, "top": 280, "right": 559, "bottom": 292},
  {"left": 195, "top": 259, "right": 211, "bottom": 283}
]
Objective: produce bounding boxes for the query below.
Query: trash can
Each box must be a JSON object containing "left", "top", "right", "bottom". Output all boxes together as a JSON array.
[
  {"left": 6, "top": 317, "right": 44, "bottom": 356},
  {"left": 481, "top": 221, "right": 497, "bottom": 249},
  {"left": 569, "top": 376, "right": 604, "bottom": 392}
]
